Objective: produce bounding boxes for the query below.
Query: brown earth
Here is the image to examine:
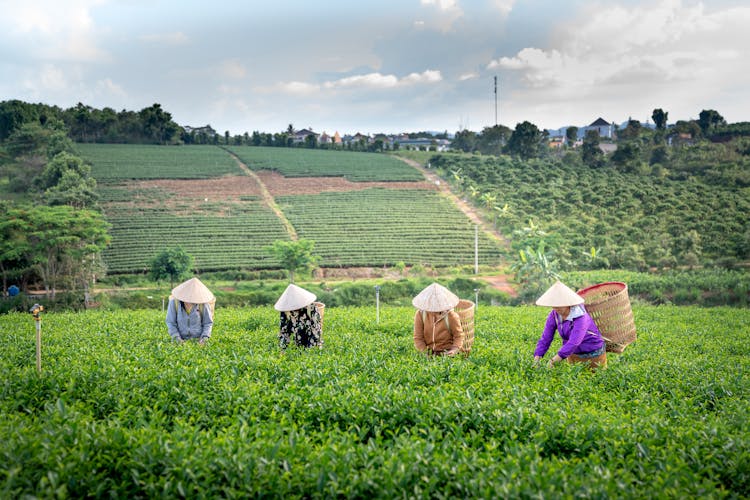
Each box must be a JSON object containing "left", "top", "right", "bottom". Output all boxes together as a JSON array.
[
  {"left": 257, "top": 170, "right": 437, "bottom": 196},
  {"left": 127, "top": 176, "right": 263, "bottom": 201}
]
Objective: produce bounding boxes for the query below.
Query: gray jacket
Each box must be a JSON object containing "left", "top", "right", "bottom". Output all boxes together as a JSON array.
[{"left": 166, "top": 299, "right": 213, "bottom": 341}]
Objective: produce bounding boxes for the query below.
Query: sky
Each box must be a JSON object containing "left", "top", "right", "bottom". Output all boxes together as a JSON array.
[{"left": 1, "top": 0, "right": 749, "bottom": 136}]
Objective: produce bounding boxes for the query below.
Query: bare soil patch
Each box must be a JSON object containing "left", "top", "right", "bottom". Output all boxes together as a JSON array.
[
  {"left": 480, "top": 274, "right": 518, "bottom": 297},
  {"left": 127, "top": 176, "right": 263, "bottom": 200},
  {"left": 257, "top": 170, "right": 437, "bottom": 196}
]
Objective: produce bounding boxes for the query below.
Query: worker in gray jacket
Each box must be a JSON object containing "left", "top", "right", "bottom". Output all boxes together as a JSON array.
[{"left": 165, "top": 277, "right": 214, "bottom": 344}]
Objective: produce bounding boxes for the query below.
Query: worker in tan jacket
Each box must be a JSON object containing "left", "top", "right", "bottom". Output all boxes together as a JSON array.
[{"left": 412, "top": 283, "right": 464, "bottom": 356}]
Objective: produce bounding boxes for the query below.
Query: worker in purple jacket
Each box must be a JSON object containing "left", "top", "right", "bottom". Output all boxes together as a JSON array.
[{"left": 533, "top": 281, "right": 607, "bottom": 370}]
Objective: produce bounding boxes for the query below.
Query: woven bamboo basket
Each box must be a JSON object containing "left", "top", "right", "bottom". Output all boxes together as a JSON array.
[
  {"left": 577, "top": 282, "right": 636, "bottom": 353},
  {"left": 455, "top": 299, "right": 476, "bottom": 355},
  {"left": 314, "top": 301, "right": 325, "bottom": 329}
]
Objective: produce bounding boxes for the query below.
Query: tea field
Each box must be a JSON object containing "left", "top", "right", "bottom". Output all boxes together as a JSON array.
[
  {"left": 226, "top": 146, "right": 424, "bottom": 182},
  {"left": 277, "top": 188, "right": 503, "bottom": 267},
  {"left": 75, "top": 144, "right": 502, "bottom": 274},
  {"left": 1, "top": 305, "right": 747, "bottom": 497},
  {"left": 76, "top": 144, "right": 243, "bottom": 181}
]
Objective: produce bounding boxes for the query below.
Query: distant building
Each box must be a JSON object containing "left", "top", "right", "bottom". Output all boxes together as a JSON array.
[
  {"left": 584, "top": 118, "right": 614, "bottom": 139},
  {"left": 183, "top": 125, "right": 217, "bottom": 136},
  {"left": 292, "top": 128, "right": 318, "bottom": 144}
]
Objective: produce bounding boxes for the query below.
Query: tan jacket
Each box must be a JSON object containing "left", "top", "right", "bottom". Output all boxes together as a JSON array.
[{"left": 413, "top": 310, "right": 464, "bottom": 353}]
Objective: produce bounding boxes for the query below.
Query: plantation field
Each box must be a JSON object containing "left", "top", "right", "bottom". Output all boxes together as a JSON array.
[
  {"left": 430, "top": 154, "right": 750, "bottom": 269},
  {"left": 77, "top": 144, "right": 243, "bottom": 181},
  {"left": 101, "top": 204, "right": 289, "bottom": 273},
  {"left": 1, "top": 306, "right": 747, "bottom": 497},
  {"left": 277, "top": 188, "right": 504, "bottom": 267},
  {"left": 79, "top": 144, "right": 502, "bottom": 274},
  {"left": 227, "top": 146, "right": 425, "bottom": 181}
]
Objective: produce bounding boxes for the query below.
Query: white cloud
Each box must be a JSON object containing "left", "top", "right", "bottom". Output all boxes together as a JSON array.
[
  {"left": 217, "top": 59, "right": 247, "bottom": 80},
  {"left": 419, "top": 0, "right": 463, "bottom": 32},
  {"left": 95, "top": 77, "right": 127, "bottom": 99},
  {"left": 278, "top": 70, "right": 443, "bottom": 94},
  {"left": 277, "top": 81, "right": 319, "bottom": 95},
  {"left": 1, "top": 0, "right": 110, "bottom": 63},
  {"left": 324, "top": 73, "right": 400, "bottom": 89},
  {"left": 486, "top": 0, "right": 750, "bottom": 123},
  {"left": 489, "top": 0, "right": 516, "bottom": 17},
  {"left": 36, "top": 64, "right": 68, "bottom": 92},
  {"left": 139, "top": 32, "right": 189, "bottom": 46},
  {"left": 459, "top": 72, "right": 479, "bottom": 81},
  {"left": 420, "top": 0, "right": 457, "bottom": 10}
]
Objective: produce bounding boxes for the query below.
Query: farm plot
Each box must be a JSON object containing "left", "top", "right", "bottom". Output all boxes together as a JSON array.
[
  {"left": 77, "top": 143, "right": 242, "bottom": 181},
  {"left": 227, "top": 146, "right": 425, "bottom": 181},
  {"left": 277, "top": 188, "right": 504, "bottom": 267},
  {"left": 0, "top": 306, "right": 747, "bottom": 497},
  {"left": 101, "top": 204, "right": 289, "bottom": 273}
]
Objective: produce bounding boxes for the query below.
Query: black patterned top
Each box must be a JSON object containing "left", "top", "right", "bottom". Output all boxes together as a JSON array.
[{"left": 279, "top": 304, "right": 323, "bottom": 349}]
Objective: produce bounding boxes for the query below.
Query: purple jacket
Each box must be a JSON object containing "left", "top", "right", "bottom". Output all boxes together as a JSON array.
[{"left": 534, "top": 305, "right": 604, "bottom": 359}]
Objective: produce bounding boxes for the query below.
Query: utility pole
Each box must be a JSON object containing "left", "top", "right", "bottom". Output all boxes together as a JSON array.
[{"left": 494, "top": 76, "right": 498, "bottom": 126}]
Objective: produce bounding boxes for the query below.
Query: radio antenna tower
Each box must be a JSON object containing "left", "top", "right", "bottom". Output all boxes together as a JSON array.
[{"left": 494, "top": 75, "right": 498, "bottom": 126}]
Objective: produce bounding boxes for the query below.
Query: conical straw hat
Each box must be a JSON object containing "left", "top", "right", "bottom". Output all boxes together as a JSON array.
[
  {"left": 412, "top": 283, "right": 460, "bottom": 312},
  {"left": 274, "top": 284, "right": 316, "bottom": 312},
  {"left": 172, "top": 277, "right": 215, "bottom": 304},
  {"left": 535, "top": 281, "right": 584, "bottom": 307}
]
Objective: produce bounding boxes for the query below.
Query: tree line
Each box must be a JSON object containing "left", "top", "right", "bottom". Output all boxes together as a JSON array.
[{"left": 0, "top": 113, "right": 110, "bottom": 304}]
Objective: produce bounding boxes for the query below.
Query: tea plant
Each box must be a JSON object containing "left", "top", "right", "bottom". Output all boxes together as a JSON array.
[{"left": 0, "top": 305, "right": 747, "bottom": 497}]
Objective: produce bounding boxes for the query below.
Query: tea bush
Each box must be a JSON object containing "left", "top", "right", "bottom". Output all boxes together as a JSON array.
[{"left": 1, "top": 306, "right": 747, "bottom": 497}]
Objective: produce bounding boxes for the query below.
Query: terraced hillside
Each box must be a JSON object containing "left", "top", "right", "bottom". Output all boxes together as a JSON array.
[{"left": 78, "top": 144, "right": 504, "bottom": 274}]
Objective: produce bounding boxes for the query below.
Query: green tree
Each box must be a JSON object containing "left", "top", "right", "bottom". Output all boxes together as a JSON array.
[
  {"left": 150, "top": 247, "right": 194, "bottom": 288},
  {"left": 476, "top": 125, "right": 511, "bottom": 155},
  {"left": 565, "top": 126, "right": 578, "bottom": 146},
  {"left": 505, "top": 121, "right": 542, "bottom": 159},
  {"left": 611, "top": 142, "right": 641, "bottom": 171},
  {"left": 25, "top": 205, "right": 111, "bottom": 299},
  {"left": 451, "top": 129, "right": 477, "bottom": 153},
  {"left": 698, "top": 109, "right": 726, "bottom": 135},
  {"left": 266, "top": 239, "right": 319, "bottom": 283},
  {"left": 33, "top": 152, "right": 98, "bottom": 208},
  {"left": 138, "top": 103, "right": 179, "bottom": 144},
  {"left": 0, "top": 202, "right": 32, "bottom": 293},
  {"left": 652, "top": 108, "right": 668, "bottom": 130},
  {"left": 618, "top": 119, "right": 642, "bottom": 140},
  {"left": 581, "top": 130, "right": 605, "bottom": 168},
  {"left": 511, "top": 242, "right": 561, "bottom": 302}
]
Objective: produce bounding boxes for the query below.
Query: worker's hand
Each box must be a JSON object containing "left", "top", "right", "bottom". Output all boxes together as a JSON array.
[
  {"left": 444, "top": 347, "right": 460, "bottom": 357},
  {"left": 533, "top": 355, "right": 542, "bottom": 368},
  {"left": 548, "top": 354, "right": 563, "bottom": 367},
  {"left": 199, "top": 338, "right": 207, "bottom": 346}
]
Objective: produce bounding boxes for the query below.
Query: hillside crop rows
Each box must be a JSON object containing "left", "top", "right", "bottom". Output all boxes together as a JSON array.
[
  {"left": 101, "top": 204, "right": 289, "bottom": 273},
  {"left": 227, "top": 146, "right": 425, "bottom": 181},
  {"left": 0, "top": 306, "right": 747, "bottom": 497},
  {"left": 276, "top": 188, "right": 504, "bottom": 267},
  {"left": 430, "top": 154, "right": 750, "bottom": 269},
  {"left": 80, "top": 144, "right": 503, "bottom": 274},
  {"left": 77, "top": 144, "right": 243, "bottom": 181}
]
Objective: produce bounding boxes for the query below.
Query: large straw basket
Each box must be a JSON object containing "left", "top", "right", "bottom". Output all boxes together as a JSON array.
[
  {"left": 455, "top": 299, "right": 476, "bottom": 355},
  {"left": 577, "top": 282, "right": 636, "bottom": 353},
  {"left": 314, "top": 301, "right": 325, "bottom": 327}
]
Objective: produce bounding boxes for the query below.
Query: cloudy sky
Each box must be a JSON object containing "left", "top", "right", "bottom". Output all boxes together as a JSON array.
[{"left": 1, "top": 0, "right": 749, "bottom": 135}]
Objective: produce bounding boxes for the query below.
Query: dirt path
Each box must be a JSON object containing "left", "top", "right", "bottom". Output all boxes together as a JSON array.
[
  {"left": 398, "top": 157, "right": 508, "bottom": 247},
  {"left": 224, "top": 149, "right": 298, "bottom": 240},
  {"left": 398, "top": 157, "right": 516, "bottom": 296}
]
